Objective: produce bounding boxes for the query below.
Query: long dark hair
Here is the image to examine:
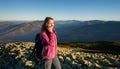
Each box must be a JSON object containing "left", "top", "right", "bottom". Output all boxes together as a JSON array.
[
  {"left": 41, "top": 17, "right": 58, "bottom": 39},
  {"left": 41, "top": 17, "right": 56, "bottom": 33}
]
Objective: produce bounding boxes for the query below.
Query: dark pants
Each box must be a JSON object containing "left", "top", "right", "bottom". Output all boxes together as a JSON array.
[{"left": 44, "top": 56, "right": 61, "bottom": 69}]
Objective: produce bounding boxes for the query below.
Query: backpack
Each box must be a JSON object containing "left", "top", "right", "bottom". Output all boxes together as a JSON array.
[{"left": 34, "top": 33, "right": 44, "bottom": 60}]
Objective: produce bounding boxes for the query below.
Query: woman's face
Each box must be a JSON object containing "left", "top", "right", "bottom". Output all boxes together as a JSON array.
[{"left": 46, "top": 19, "right": 54, "bottom": 29}]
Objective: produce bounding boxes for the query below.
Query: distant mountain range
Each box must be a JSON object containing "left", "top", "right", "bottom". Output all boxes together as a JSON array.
[{"left": 0, "top": 20, "right": 120, "bottom": 43}]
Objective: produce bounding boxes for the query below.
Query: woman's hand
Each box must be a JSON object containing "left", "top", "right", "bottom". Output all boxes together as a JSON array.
[{"left": 47, "top": 27, "right": 53, "bottom": 33}]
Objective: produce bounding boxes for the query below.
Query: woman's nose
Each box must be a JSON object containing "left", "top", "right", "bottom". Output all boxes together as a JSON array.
[{"left": 51, "top": 24, "right": 54, "bottom": 26}]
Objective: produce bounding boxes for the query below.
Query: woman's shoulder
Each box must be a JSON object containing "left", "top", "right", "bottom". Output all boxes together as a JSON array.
[
  {"left": 40, "top": 32, "right": 46, "bottom": 36},
  {"left": 41, "top": 31, "right": 55, "bottom": 34}
]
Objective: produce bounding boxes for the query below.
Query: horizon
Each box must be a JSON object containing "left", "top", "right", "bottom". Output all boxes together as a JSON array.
[
  {"left": 0, "top": 19, "right": 120, "bottom": 22},
  {"left": 0, "top": 0, "right": 120, "bottom": 21}
]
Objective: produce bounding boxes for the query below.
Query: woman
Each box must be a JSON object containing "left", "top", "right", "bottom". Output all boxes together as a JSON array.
[{"left": 40, "top": 17, "right": 61, "bottom": 69}]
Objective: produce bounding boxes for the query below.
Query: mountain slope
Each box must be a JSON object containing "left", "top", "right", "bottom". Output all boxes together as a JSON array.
[
  {"left": 0, "top": 42, "right": 119, "bottom": 69},
  {"left": 58, "top": 21, "right": 120, "bottom": 42},
  {"left": 0, "top": 21, "right": 42, "bottom": 42},
  {"left": 0, "top": 20, "right": 120, "bottom": 42}
]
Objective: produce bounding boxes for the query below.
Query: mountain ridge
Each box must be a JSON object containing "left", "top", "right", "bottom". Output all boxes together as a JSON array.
[{"left": 0, "top": 20, "right": 120, "bottom": 42}]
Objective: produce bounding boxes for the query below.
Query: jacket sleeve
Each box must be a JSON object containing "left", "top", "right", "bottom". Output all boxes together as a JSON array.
[{"left": 41, "top": 32, "right": 55, "bottom": 47}]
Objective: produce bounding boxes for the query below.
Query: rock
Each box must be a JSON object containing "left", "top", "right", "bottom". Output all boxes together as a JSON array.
[
  {"left": 25, "top": 60, "right": 33, "bottom": 67},
  {"left": 0, "top": 42, "right": 120, "bottom": 69},
  {"left": 59, "top": 55, "right": 64, "bottom": 62},
  {"left": 94, "top": 63, "right": 101, "bottom": 68},
  {"left": 71, "top": 53, "right": 76, "bottom": 60}
]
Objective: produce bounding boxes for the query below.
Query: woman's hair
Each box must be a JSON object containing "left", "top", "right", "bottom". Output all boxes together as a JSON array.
[{"left": 41, "top": 17, "right": 56, "bottom": 33}]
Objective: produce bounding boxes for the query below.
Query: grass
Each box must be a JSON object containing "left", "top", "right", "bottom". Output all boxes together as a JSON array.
[{"left": 58, "top": 41, "right": 120, "bottom": 54}]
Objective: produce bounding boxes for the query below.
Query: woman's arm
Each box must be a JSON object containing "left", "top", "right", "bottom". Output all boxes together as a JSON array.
[{"left": 41, "top": 32, "right": 55, "bottom": 47}]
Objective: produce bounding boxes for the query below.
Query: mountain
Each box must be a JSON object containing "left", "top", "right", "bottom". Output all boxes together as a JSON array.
[
  {"left": 0, "top": 20, "right": 120, "bottom": 42},
  {"left": 56, "top": 20, "right": 120, "bottom": 42},
  {"left": 0, "top": 21, "right": 43, "bottom": 42}
]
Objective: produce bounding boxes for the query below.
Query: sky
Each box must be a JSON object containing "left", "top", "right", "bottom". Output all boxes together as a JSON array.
[{"left": 0, "top": 0, "right": 120, "bottom": 21}]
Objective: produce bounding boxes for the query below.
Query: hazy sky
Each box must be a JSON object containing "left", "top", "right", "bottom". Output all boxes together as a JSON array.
[{"left": 0, "top": 0, "right": 120, "bottom": 21}]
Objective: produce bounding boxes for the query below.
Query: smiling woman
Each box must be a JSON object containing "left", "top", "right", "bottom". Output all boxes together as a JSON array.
[{"left": 38, "top": 17, "right": 61, "bottom": 69}]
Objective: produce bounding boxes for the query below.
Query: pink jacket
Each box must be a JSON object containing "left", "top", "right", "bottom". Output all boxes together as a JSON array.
[{"left": 40, "top": 32, "right": 57, "bottom": 59}]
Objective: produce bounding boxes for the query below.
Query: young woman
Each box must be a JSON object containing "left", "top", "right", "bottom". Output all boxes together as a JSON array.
[{"left": 40, "top": 17, "right": 61, "bottom": 69}]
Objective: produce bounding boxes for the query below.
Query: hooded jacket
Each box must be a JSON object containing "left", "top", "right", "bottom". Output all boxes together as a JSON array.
[{"left": 40, "top": 31, "right": 57, "bottom": 59}]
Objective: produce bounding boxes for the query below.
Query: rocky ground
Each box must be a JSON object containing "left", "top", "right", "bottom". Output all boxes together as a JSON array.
[{"left": 0, "top": 42, "right": 120, "bottom": 69}]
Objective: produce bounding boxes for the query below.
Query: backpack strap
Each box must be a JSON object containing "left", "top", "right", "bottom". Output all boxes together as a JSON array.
[{"left": 35, "top": 33, "right": 41, "bottom": 42}]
